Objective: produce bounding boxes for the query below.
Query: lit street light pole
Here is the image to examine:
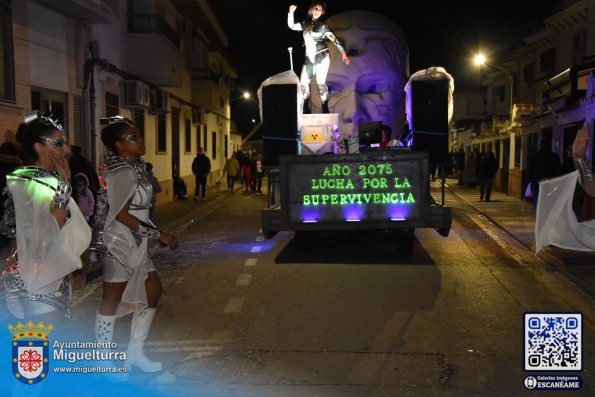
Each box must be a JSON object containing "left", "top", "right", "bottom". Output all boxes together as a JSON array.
[
  {"left": 474, "top": 54, "right": 514, "bottom": 124},
  {"left": 231, "top": 91, "right": 251, "bottom": 103}
]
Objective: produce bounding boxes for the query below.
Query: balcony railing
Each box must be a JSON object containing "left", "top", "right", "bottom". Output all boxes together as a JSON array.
[
  {"left": 128, "top": 14, "right": 180, "bottom": 48},
  {"left": 191, "top": 68, "right": 219, "bottom": 84}
]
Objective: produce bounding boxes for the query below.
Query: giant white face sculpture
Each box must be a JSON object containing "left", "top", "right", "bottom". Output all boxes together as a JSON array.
[{"left": 326, "top": 11, "right": 409, "bottom": 142}]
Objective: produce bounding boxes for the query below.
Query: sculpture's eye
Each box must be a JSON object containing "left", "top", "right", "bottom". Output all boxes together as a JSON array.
[{"left": 365, "top": 82, "right": 390, "bottom": 95}]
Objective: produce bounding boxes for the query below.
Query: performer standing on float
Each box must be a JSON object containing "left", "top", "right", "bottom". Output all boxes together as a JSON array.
[
  {"left": 94, "top": 116, "right": 178, "bottom": 373},
  {"left": 288, "top": 1, "right": 349, "bottom": 111}
]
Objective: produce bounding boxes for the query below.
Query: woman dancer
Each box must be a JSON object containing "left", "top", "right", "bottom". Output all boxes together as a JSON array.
[
  {"left": 288, "top": 1, "right": 350, "bottom": 110},
  {"left": 95, "top": 116, "right": 178, "bottom": 372},
  {"left": 0, "top": 111, "right": 91, "bottom": 320}
]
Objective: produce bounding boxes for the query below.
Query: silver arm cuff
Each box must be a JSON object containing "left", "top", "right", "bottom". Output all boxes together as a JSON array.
[
  {"left": 137, "top": 221, "right": 161, "bottom": 239},
  {"left": 574, "top": 157, "right": 593, "bottom": 187},
  {"left": 51, "top": 179, "right": 72, "bottom": 209}
]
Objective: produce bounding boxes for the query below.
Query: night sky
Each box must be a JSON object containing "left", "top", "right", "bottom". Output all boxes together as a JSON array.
[{"left": 210, "top": 0, "right": 563, "bottom": 134}]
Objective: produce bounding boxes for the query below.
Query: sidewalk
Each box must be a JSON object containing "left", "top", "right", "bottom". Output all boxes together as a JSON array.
[
  {"left": 444, "top": 178, "right": 595, "bottom": 299},
  {"left": 152, "top": 184, "right": 239, "bottom": 233}
]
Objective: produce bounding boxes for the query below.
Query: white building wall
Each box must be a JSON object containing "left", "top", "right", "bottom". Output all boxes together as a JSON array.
[
  {"left": 2, "top": 0, "right": 236, "bottom": 203},
  {"left": 27, "top": 2, "right": 69, "bottom": 91},
  {"left": 92, "top": 18, "right": 126, "bottom": 69}
]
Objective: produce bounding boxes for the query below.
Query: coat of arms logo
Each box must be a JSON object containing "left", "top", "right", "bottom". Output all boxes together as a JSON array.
[{"left": 9, "top": 321, "right": 52, "bottom": 385}]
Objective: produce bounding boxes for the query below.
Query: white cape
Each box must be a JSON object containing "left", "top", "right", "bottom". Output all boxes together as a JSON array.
[
  {"left": 535, "top": 171, "right": 595, "bottom": 253},
  {"left": 9, "top": 173, "right": 91, "bottom": 294}
]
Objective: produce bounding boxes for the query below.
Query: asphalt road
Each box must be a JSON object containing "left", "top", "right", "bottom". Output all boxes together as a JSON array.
[
  {"left": 4, "top": 183, "right": 592, "bottom": 396},
  {"left": 57, "top": 185, "right": 595, "bottom": 396}
]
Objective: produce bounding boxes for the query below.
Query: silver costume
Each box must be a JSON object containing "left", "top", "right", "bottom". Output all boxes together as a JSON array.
[
  {"left": 288, "top": 12, "right": 347, "bottom": 102},
  {"left": 0, "top": 166, "right": 91, "bottom": 318},
  {"left": 573, "top": 157, "right": 593, "bottom": 188},
  {"left": 95, "top": 156, "right": 156, "bottom": 306}
]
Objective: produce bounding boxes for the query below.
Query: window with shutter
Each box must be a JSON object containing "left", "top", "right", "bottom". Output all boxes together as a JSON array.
[
  {"left": 0, "top": 0, "right": 15, "bottom": 102},
  {"left": 73, "top": 95, "right": 84, "bottom": 146}
]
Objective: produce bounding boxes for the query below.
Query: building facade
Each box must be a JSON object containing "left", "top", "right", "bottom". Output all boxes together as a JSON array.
[
  {"left": 0, "top": 0, "right": 240, "bottom": 203},
  {"left": 452, "top": 0, "right": 595, "bottom": 198}
]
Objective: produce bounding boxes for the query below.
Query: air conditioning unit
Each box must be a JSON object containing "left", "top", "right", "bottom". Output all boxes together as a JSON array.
[
  {"left": 192, "top": 108, "right": 205, "bottom": 124},
  {"left": 150, "top": 89, "right": 169, "bottom": 113},
  {"left": 123, "top": 80, "right": 150, "bottom": 109}
]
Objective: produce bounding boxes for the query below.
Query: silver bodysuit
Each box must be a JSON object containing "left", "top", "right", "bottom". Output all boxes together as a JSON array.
[{"left": 91, "top": 156, "right": 153, "bottom": 259}]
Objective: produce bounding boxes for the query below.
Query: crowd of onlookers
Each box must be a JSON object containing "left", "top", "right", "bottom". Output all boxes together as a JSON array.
[
  {"left": 235, "top": 151, "right": 264, "bottom": 194},
  {"left": 174, "top": 150, "right": 266, "bottom": 201},
  {"left": 446, "top": 141, "right": 590, "bottom": 215},
  {"left": 445, "top": 148, "right": 500, "bottom": 202}
]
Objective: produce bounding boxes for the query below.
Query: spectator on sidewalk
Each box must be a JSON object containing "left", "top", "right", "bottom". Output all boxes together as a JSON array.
[
  {"left": 223, "top": 152, "right": 240, "bottom": 191},
  {"left": 462, "top": 149, "right": 478, "bottom": 187},
  {"left": 72, "top": 172, "right": 95, "bottom": 222},
  {"left": 241, "top": 152, "right": 253, "bottom": 192},
  {"left": 0, "top": 140, "right": 23, "bottom": 192},
  {"left": 172, "top": 162, "right": 187, "bottom": 200},
  {"left": 0, "top": 140, "right": 23, "bottom": 259},
  {"left": 251, "top": 152, "right": 263, "bottom": 194},
  {"left": 146, "top": 162, "right": 162, "bottom": 222},
  {"left": 455, "top": 148, "right": 465, "bottom": 185},
  {"left": 69, "top": 144, "right": 100, "bottom": 200},
  {"left": 191, "top": 147, "right": 211, "bottom": 201},
  {"left": 478, "top": 150, "right": 499, "bottom": 202},
  {"left": 528, "top": 138, "right": 561, "bottom": 207}
]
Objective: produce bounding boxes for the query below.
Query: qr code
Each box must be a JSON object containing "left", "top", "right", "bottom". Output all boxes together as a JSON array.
[{"left": 524, "top": 313, "right": 582, "bottom": 371}]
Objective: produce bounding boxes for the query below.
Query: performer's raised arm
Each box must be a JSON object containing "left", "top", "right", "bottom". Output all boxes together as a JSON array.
[{"left": 288, "top": 5, "right": 301, "bottom": 30}]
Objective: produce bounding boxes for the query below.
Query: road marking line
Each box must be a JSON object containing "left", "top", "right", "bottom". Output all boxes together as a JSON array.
[
  {"left": 236, "top": 274, "right": 252, "bottom": 286},
  {"left": 152, "top": 346, "right": 225, "bottom": 353},
  {"left": 146, "top": 339, "right": 227, "bottom": 347},
  {"left": 224, "top": 297, "right": 244, "bottom": 313},
  {"left": 244, "top": 258, "right": 257, "bottom": 267},
  {"left": 250, "top": 246, "right": 262, "bottom": 253}
]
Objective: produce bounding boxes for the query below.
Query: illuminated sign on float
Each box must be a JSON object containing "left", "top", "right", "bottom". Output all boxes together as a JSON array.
[{"left": 283, "top": 153, "right": 428, "bottom": 225}]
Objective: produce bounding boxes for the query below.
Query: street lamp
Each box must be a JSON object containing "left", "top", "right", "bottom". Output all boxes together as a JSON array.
[
  {"left": 474, "top": 53, "right": 513, "bottom": 123},
  {"left": 231, "top": 91, "right": 251, "bottom": 102}
]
